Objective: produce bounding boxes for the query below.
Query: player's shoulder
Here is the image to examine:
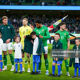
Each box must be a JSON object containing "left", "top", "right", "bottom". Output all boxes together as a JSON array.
[
  {"left": 27, "top": 26, "right": 32, "bottom": 29},
  {"left": 58, "top": 40, "right": 62, "bottom": 44},
  {"left": 43, "top": 25, "right": 48, "bottom": 29},
  {"left": 33, "top": 27, "right": 37, "bottom": 31},
  {"left": 56, "top": 30, "right": 60, "bottom": 33},
  {"left": 19, "top": 26, "right": 23, "bottom": 29},
  {"left": 0, "top": 24, "right": 4, "bottom": 28},
  {"left": 0, "top": 38, "right": 3, "bottom": 43},
  {"left": 64, "top": 30, "right": 69, "bottom": 34},
  {"left": 8, "top": 24, "right": 14, "bottom": 28}
]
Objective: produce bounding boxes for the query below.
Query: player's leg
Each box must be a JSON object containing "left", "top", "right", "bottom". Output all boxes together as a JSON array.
[
  {"left": 14, "top": 59, "right": 18, "bottom": 73},
  {"left": 73, "top": 63, "right": 78, "bottom": 78},
  {"left": 22, "top": 50, "right": 25, "bottom": 72},
  {"left": 3, "top": 43, "right": 7, "bottom": 70},
  {"left": 36, "top": 55, "right": 40, "bottom": 74},
  {"left": 78, "top": 63, "right": 80, "bottom": 78},
  {"left": 44, "top": 46, "right": 49, "bottom": 75},
  {"left": 38, "top": 55, "right": 42, "bottom": 73},
  {"left": 64, "top": 58, "right": 70, "bottom": 76},
  {"left": 60, "top": 63, "right": 62, "bottom": 75},
  {"left": 52, "top": 61, "right": 56, "bottom": 76},
  {"left": 31, "top": 55, "right": 35, "bottom": 74},
  {"left": 8, "top": 43, "right": 14, "bottom": 71},
  {"left": 27, "top": 53, "right": 31, "bottom": 72},
  {"left": 64, "top": 59, "right": 70, "bottom": 76},
  {"left": 19, "top": 59, "right": 23, "bottom": 73},
  {"left": 57, "top": 61, "right": 62, "bottom": 77},
  {"left": 0, "top": 55, "right": 3, "bottom": 71}
]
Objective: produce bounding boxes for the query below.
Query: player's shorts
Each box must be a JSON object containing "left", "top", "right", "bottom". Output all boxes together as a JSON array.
[
  {"left": 14, "top": 58, "right": 23, "bottom": 63},
  {"left": 44, "top": 46, "right": 48, "bottom": 54},
  {"left": 53, "top": 60, "right": 62, "bottom": 64},
  {"left": 33, "top": 55, "right": 40, "bottom": 63},
  {"left": 75, "top": 63, "right": 80, "bottom": 68},
  {"left": 2, "top": 42, "right": 13, "bottom": 51},
  {"left": 0, "top": 55, "right": 2, "bottom": 60}
]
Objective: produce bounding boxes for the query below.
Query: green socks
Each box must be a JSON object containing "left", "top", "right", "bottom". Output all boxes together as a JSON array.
[
  {"left": 38, "top": 59, "right": 41, "bottom": 70},
  {"left": 9, "top": 54, "right": 14, "bottom": 65},
  {"left": 4, "top": 55, "right": 7, "bottom": 66},
  {"left": 45, "top": 58, "right": 48, "bottom": 70},
  {"left": 60, "top": 64, "right": 62, "bottom": 71},
  {"left": 65, "top": 60, "right": 69, "bottom": 72}
]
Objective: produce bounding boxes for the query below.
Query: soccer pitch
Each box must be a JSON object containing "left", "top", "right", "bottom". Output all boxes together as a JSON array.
[{"left": 0, "top": 44, "right": 79, "bottom": 80}]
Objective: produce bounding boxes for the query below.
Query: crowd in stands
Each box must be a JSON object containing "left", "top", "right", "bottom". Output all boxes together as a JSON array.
[
  {"left": 0, "top": 15, "right": 80, "bottom": 33},
  {"left": 0, "top": 0, "right": 80, "bottom": 6}
]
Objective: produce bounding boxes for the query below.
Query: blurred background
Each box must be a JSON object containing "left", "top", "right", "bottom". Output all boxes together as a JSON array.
[{"left": 0, "top": 0, "right": 80, "bottom": 6}]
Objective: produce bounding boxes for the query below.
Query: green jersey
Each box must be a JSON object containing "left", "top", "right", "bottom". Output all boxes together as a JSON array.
[
  {"left": 56, "top": 30, "right": 70, "bottom": 50},
  {"left": 0, "top": 24, "right": 15, "bottom": 43},
  {"left": 34, "top": 25, "right": 50, "bottom": 46}
]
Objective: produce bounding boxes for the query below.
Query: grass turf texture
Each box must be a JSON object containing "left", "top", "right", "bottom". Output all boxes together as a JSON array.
[{"left": 0, "top": 44, "right": 79, "bottom": 80}]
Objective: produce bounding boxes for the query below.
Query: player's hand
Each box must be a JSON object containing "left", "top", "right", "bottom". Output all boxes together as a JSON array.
[
  {"left": 24, "top": 36, "right": 26, "bottom": 38},
  {"left": 39, "top": 35, "right": 43, "bottom": 38},
  {"left": 31, "top": 40, "right": 33, "bottom": 44},
  {"left": 6, "top": 39, "right": 11, "bottom": 44}
]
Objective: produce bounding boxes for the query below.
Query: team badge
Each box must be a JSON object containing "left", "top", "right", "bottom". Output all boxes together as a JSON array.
[
  {"left": 1, "top": 27, "right": 3, "bottom": 29},
  {"left": 64, "top": 33, "right": 66, "bottom": 35},
  {"left": 42, "top": 29, "right": 44, "bottom": 32},
  {"left": 8, "top": 26, "right": 10, "bottom": 29},
  {"left": 23, "top": 31, "right": 25, "bottom": 34}
]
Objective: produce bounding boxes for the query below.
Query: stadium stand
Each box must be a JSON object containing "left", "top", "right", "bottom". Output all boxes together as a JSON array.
[{"left": 0, "top": 0, "right": 80, "bottom": 6}]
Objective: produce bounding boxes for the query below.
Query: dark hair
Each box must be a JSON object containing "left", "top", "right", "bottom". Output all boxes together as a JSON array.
[
  {"left": 59, "top": 22, "right": 66, "bottom": 27},
  {"left": 55, "top": 33, "right": 60, "bottom": 37},
  {"left": 75, "top": 38, "right": 80, "bottom": 41},
  {"left": 35, "top": 19, "right": 42, "bottom": 24},
  {"left": 14, "top": 35, "right": 21, "bottom": 41},
  {"left": 30, "top": 31, "right": 36, "bottom": 36}
]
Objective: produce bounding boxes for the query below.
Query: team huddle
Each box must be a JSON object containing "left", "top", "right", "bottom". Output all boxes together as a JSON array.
[{"left": 0, "top": 16, "right": 80, "bottom": 78}]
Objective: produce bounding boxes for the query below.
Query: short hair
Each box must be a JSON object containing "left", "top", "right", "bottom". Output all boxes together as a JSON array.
[
  {"left": 2, "top": 16, "right": 8, "bottom": 20},
  {"left": 23, "top": 18, "right": 28, "bottom": 21},
  {"left": 14, "top": 35, "right": 21, "bottom": 41},
  {"left": 59, "top": 22, "right": 66, "bottom": 27},
  {"left": 35, "top": 19, "right": 42, "bottom": 24},
  {"left": 55, "top": 33, "right": 60, "bottom": 37},
  {"left": 30, "top": 31, "right": 36, "bottom": 36},
  {"left": 75, "top": 38, "right": 80, "bottom": 41}
]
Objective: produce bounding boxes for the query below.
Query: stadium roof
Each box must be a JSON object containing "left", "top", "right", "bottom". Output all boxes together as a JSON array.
[{"left": 0, "top": 5, "right": 80, "bottom": 10}]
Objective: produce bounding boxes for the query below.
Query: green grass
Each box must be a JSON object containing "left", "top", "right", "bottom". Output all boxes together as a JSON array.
[{"left": 0, "top": 44, "right": 79, "bottom": 80}]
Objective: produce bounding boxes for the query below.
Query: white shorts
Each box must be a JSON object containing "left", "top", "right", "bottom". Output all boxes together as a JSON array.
[
  {"left": 3, "top": 42, "right": 13, "bottom": 51},
  {"left": 44, "top": 46, "right": 48, "bottom": 54}
]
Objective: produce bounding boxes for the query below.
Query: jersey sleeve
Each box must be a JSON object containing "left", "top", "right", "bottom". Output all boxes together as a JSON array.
[
  {"left": 43, "top": 27, "right": 50, "bottom": 39},
  {"left": 66, "top": 31, "right": 70, "bottom": 39},
  {"left": 28, "top": 27, "right": 32, "bottom": 35},
  {"left": 19, "top": 27, "right": 21, "bottom": 38},
  {"left": 21, "top": 44, "right": 23, "bottom": 49},
  {"left": 11, "top": 25, "right": 15, "bottom": 40}
]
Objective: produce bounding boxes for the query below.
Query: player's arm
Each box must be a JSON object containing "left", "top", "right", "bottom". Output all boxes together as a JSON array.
[
  {"left": 48, "top": 15, "right": 68, "bottom": 32},
  {"left": 11, "top": 25, "right": 15, "bottom": 40},
  {"left": 40, "top": 27, "right": 50, "bottom": 39},
  {"left": 19, "top": 28, "right": 21, "bottom": 38},
  {"left": 67, "top": 32, "right": 70, "bottom": 50},
  {"left": 29, "top": 27, "right": 33, "bottom": 34}
]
